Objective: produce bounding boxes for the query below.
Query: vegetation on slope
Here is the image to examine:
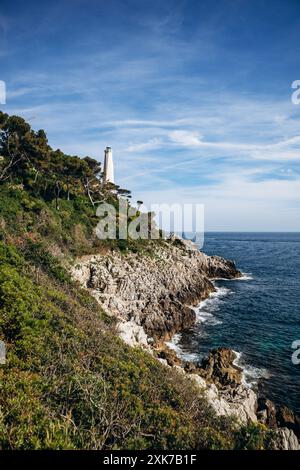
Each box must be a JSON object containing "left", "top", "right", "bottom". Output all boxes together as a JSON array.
[{"left": 0, "top": 111, "right": 273, "bottom": 449}]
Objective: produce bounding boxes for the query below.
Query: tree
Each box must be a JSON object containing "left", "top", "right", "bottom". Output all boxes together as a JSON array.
[
  {"left": 0, "top": 111, "right": 122, "bottom": 209},
  {"left": 81, "top": 157, "right": 102, "bottom": 206},
  {"left": 0, "top": 112, "right": 31, "bottom": 182}
]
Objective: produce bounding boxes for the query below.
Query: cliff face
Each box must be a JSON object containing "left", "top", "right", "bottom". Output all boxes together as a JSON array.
[{"left": 71, "top": 237, "right": 241, "bottom": 345}]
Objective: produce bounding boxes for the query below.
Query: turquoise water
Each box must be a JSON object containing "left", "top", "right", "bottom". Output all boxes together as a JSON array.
[{"left": 172, "top": 232, "right": 300, "bottom": 413}]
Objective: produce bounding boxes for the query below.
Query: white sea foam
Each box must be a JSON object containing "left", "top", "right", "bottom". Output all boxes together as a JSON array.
[
  {"left": 238, "top": 272, "right": 254, "bottom": 281},
  {"left": 196, "top": 311, "right": 223, "bottom": 325},
  {"left": 213, "top": 272, "right": 253, "bottom": 281},
  {"left": 165, "top": 334, "right": 200, "bottom": 362},
  {"left": 177, "top": 351, "right": 200, "bottom": 362},
  {"left": 192, "top": 285, "right": 232, "bottom": 325},
  {"left": 165, "top": 287, "right": 231, "bottom": 361},
  {"left": 233, "top": 350, "right": 270, "bottom": 388},
  {"left": 165, "top": 333, "right": 182, "bottom": 353},
  {"left": 166, "top": 273, "right": 266, "bottom": 387}
]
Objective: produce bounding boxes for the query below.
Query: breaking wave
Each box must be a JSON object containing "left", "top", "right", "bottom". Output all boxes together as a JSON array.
[
  {"left": 165, "top": 334, "right": 200, "bottom": 362},
  {"left": 193, "top": 285, "right": 233, "bottom": 326},
  {"left": 233, "top": 351, "right": 271, "bottom": 388}
]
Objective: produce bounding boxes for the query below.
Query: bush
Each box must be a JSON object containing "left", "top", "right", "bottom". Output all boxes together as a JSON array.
[
  {"left": 0, "top": 242, "right": 24, "bottom": 267},
  {"left": 23, "top": 241, "right": 71, "bottom": 283},
  {"left": 235, "top": 423, "right": 274, "bottom": 450}
]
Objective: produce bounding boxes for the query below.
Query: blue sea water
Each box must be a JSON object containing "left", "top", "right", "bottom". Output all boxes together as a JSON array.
[{"left": 171, "top": 232, "right": 300, "bottom": 414}]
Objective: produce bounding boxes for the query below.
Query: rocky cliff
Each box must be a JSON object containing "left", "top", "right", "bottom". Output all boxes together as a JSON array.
[{"left": 71, "top": 236, "right": 240, "bottom": 346}]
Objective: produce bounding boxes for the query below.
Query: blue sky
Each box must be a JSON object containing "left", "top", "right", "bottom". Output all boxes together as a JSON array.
[{"left": 1, "top": 0, "right": 300, "bottom": 231}]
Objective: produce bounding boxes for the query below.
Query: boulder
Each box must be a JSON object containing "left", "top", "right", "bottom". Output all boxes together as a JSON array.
[
  {"left": 198, "top": 348, "right": 243, "bottom": 388},
  {"left": 156, "top": 346, "right": 182, "bottom": 367},
  {"left": 117, "top": 320, "right": 151, "bottom": 349},
  {"left": 257, "top": 398, "right": 277, "bottom": 428},
  {"left": 188, "top": 372, "right": 258, "bottom": 424},
  {"left": 276, "top": 405, "right": 300, "bottom": 439}
]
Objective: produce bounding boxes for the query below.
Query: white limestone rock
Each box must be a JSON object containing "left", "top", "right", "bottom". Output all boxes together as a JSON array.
[
  {"left": 272, "top": 428, "right": 300, "bottom": 450},
  {"left": 71, "top": 240, "right": 240, "bottom": 344},
  {"left": 188, "top": 373, "right": 257, "bottom": 424},
  {"left": 117, "top": 320, "right": 151, "bottom": 349}
]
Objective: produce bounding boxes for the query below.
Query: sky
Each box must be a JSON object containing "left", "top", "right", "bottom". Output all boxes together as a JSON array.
[{"left": 1, "top": 0, "right": 300, "bottom": 231}]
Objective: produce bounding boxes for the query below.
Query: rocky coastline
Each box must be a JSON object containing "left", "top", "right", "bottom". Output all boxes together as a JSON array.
[
  {"left": 71, "top": 235, "right": 300, "bottom": 450},
  {"left": 158, "top": 346, "right": 300, "bottom": 450},
  {"left": 71, "top": 235, "right": 240, "bottom": 346}
]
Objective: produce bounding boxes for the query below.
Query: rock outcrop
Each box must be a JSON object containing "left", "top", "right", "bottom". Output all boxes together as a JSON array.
[
  {"left": 276, "top": 406, "right": 300, "bottom": 439},
  {"left": 197, "top": 347, "right": 243, "bottom": 387},
  {"left": 272, "top": 428, "right": 300, "bottom": 450},
  {"left": 257, "top": 398, "right": 300, "bottom": 440},
  {"left": 186, "top": 349, "right": 300, "bottom": 450},
  {"left": 183, "top": 348, "right": 258, "bottom": 424},
  {"left": 189, "top": 371, "right": 258, "bottom": 424},
  {"left": 71, "top": 238, "right": 241, "bottom": 344}
]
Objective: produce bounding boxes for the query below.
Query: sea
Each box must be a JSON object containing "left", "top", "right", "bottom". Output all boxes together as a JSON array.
[{"left": 168, "top": 232, "right": 300, "bottom": 414}]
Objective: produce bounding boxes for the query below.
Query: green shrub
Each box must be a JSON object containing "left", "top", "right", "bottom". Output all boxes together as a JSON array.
[
  {"left": 23, "top": 242, "right": 71, "bottom": 283},
  {"left": 235, "top": 423, "right": 274, "bottom": 450},
  {"left": 0, "top": 242, "right": 24, "bottom": 267}
]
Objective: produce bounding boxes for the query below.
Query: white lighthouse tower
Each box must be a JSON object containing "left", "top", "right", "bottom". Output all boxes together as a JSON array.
[{"left": 103, "top": 146, "right": 114, "bottom": 184}]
